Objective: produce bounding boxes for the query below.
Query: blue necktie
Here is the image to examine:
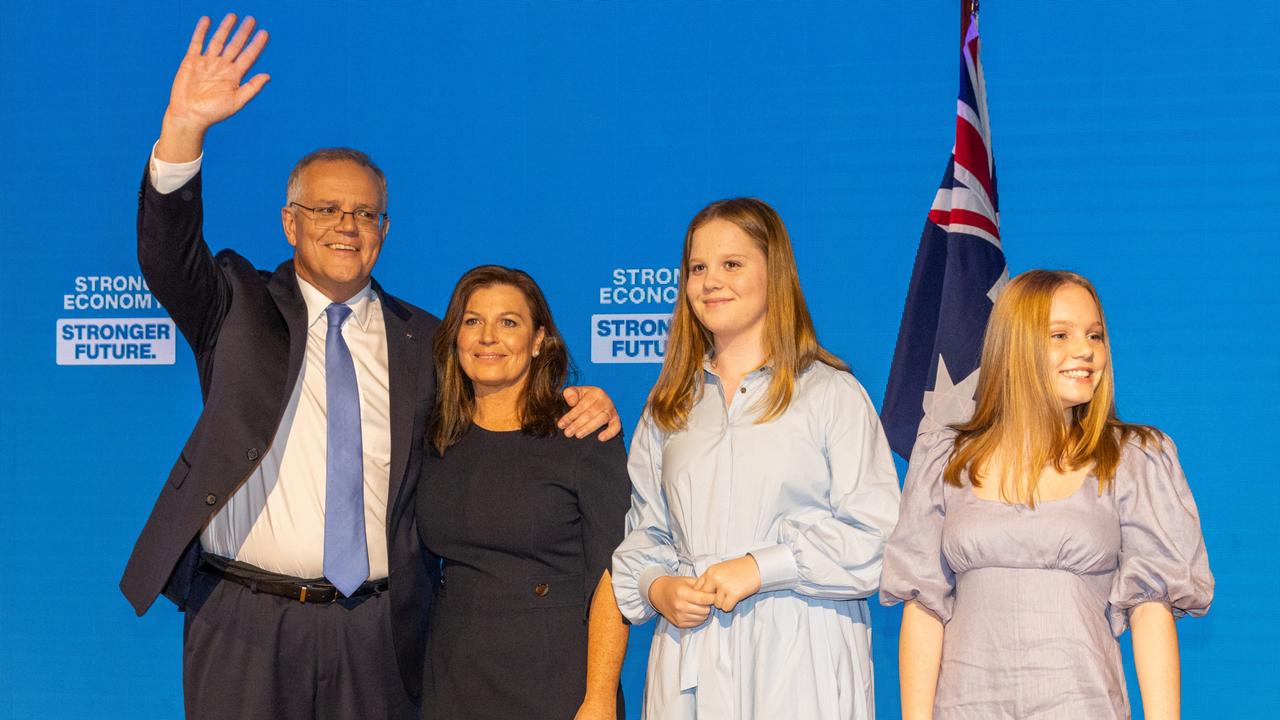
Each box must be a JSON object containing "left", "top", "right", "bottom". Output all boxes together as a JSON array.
[{"left": 324, "top": 303, "right": 369, "bottom": 597}]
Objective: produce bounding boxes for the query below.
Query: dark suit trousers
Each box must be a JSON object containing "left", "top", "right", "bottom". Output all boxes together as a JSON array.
[{"left": 182, "top": 565, "right": 416, "bottom": 720}]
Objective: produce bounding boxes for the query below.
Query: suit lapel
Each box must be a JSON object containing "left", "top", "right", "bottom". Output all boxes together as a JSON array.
[
  {"left": 267, "top": 261, "right": 309, "bottom": 397},
  {"left": 376, "top": 282, "right": 421, "bottom": 520}
]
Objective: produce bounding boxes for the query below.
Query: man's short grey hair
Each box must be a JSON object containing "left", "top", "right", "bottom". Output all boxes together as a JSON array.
[{"left": 285, "top": 147, "right": 388, "bottom": 210}]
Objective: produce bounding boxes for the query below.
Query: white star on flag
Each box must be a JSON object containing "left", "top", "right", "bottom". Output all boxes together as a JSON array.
[
  {"left": 988, "top": 267, "right": 1009, "bottom": 303},
  {"left": 919, "top": 354, "right": 981, "bottom": 436}
]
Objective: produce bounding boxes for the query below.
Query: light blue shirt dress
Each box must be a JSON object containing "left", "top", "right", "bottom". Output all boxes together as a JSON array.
[{"left": 613, "top": 360, "right": 901, "bottom": 719}]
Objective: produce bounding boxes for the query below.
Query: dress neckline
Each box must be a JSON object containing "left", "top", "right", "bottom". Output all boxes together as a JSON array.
[
  {"left": 472, "top": 423, "right": 524, "bottom": 435},
  {"left": 964, "top": 471, "right": 1096, "bottom": 508}
]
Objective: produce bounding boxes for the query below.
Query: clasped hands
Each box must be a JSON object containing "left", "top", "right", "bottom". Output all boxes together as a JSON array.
[{"left": 648, "top": 555, "right": 762, "bottom": 629}]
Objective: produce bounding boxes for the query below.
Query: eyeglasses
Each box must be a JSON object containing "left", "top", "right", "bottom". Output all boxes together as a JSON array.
[{"left": 289, "top": 202, "right": 388, "bottom": 232}]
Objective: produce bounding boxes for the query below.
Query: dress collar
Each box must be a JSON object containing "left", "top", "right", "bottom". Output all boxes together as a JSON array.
[{"left": 701, "top": 356, "right": 774, "bottom": 383}]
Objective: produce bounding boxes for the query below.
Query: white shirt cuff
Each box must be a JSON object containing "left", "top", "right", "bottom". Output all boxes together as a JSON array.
[
  {"left": 750, "top": 544, "right": 799, "bottom": 593},
  {"left": 149, "top": 141, "right": 203, "bottom": 194}
]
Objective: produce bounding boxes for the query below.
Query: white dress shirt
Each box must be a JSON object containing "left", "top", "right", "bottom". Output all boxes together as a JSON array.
[{"left": 151, "top": 150, "right": 393, "bottom": 581}]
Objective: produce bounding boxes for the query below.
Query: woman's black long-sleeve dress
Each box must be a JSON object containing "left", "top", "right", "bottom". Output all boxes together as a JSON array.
[{"left": 417, "top": 426, "right": 631, "bottom": 719}]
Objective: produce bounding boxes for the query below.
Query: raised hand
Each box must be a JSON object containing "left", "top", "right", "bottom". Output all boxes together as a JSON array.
[
  {"left": 692, "top": 555, "right": 761, "bottom": 613},
  {"left": 156, "top": 14, "right": 270, "bottom": 162}
]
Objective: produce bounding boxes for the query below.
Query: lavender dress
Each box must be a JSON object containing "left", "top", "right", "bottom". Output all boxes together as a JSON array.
[{"left": 880, "top": 429, "right": 1213, "bottom": 719}]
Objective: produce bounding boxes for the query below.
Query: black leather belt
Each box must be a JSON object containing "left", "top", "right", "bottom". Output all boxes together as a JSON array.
[{"left": 199, "top": 558, "right": 389, "bottom": 604}]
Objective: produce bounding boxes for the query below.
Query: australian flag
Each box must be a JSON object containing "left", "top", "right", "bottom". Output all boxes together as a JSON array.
[{"left": 881, "top": 5, "right": 1008, "bottom": 459}]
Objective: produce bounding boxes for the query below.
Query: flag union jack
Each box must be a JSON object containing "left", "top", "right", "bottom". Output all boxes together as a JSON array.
[{"left": 881, "top": 10, "right": 1009, "bottom": 459}]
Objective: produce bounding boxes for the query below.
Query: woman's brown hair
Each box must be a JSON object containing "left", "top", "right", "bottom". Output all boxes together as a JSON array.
[
  {"left": 430, "top": 265, "right": 575, "bottom": 454},
  {"left": 647, "top": 198, "right": 845, "bottom": 432},
  {"left": 944, "top": 269, "right": 1155, "bottom": 503}
]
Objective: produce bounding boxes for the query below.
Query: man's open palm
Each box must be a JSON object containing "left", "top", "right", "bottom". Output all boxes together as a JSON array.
[{"left": 160, "top": 14, "right": 269, "bottom": 159}]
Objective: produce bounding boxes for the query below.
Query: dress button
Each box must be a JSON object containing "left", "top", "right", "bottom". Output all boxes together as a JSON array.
[
  {"left": 246, "top": 447, "right": 260, "bottom": 461},
  {"left": 204, "top": 493, "right": 217, "bottom": 506},
  {"left": 739, "top": 386, "right": 747, "bottom": 394},
  {"left": 181, "top": 189, "right": 194, "bottom": 202},
  {"left": 533, "top": 583, "right": 550, "bottom": 597}
]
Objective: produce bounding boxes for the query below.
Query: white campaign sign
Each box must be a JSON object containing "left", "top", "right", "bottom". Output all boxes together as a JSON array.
[
  {"left": 56, "top": 318, "right": 177, "bottom": 366},
  {"left": 590, "top": 313, "right": 670, "bottom": 364}
]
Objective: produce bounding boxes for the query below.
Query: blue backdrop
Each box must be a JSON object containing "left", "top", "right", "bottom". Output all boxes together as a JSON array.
[{"left": 1, "top": 1, "right": 1276, "bottom": 717}]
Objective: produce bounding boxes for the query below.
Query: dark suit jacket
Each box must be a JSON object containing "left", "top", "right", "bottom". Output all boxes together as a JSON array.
[{"left": 119, "top": 168, "right": 440, "bottom": 699}]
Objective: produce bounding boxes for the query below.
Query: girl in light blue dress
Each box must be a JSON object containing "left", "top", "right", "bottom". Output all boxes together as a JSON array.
[{"left": 612, "top": 198, "right": 900, "bottom": 719}]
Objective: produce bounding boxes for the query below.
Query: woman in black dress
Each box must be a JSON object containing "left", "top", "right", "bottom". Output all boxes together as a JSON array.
[{"left": 417, "top": 265, "right": 630, "bottom": 719}]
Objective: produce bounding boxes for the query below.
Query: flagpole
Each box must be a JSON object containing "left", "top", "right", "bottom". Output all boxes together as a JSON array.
[{"left": 962, "top": 0, "right": 976, "bottom": 46}]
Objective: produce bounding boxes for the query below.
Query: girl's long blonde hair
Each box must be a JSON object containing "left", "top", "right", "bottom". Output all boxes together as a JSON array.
[
  {"left": 944, "top": 269, "right": 1154, "bottom": 504},
  {"left": 647, "top": 198, "right": 844, "bottom": 433}
]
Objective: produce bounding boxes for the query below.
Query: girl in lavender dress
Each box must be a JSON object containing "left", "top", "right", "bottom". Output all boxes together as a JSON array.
[{"left": 881, "top": 270, "right": 1213, "bottom": 720}]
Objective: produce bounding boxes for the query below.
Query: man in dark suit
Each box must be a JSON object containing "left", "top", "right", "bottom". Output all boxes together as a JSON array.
[{"left": 120, "top": 15, "right": 620, "bottom": 719}]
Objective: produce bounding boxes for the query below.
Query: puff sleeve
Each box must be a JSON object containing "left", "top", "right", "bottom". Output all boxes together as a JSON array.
[
  {"left": 879, "top": 428, "right": 958, "bottom": 624},
  {"left": 611, "top": 414, "right": 680, "bottom": 624},
  {"left": 1107, "top": 432, "right": 1214, "bottom": 636}
]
